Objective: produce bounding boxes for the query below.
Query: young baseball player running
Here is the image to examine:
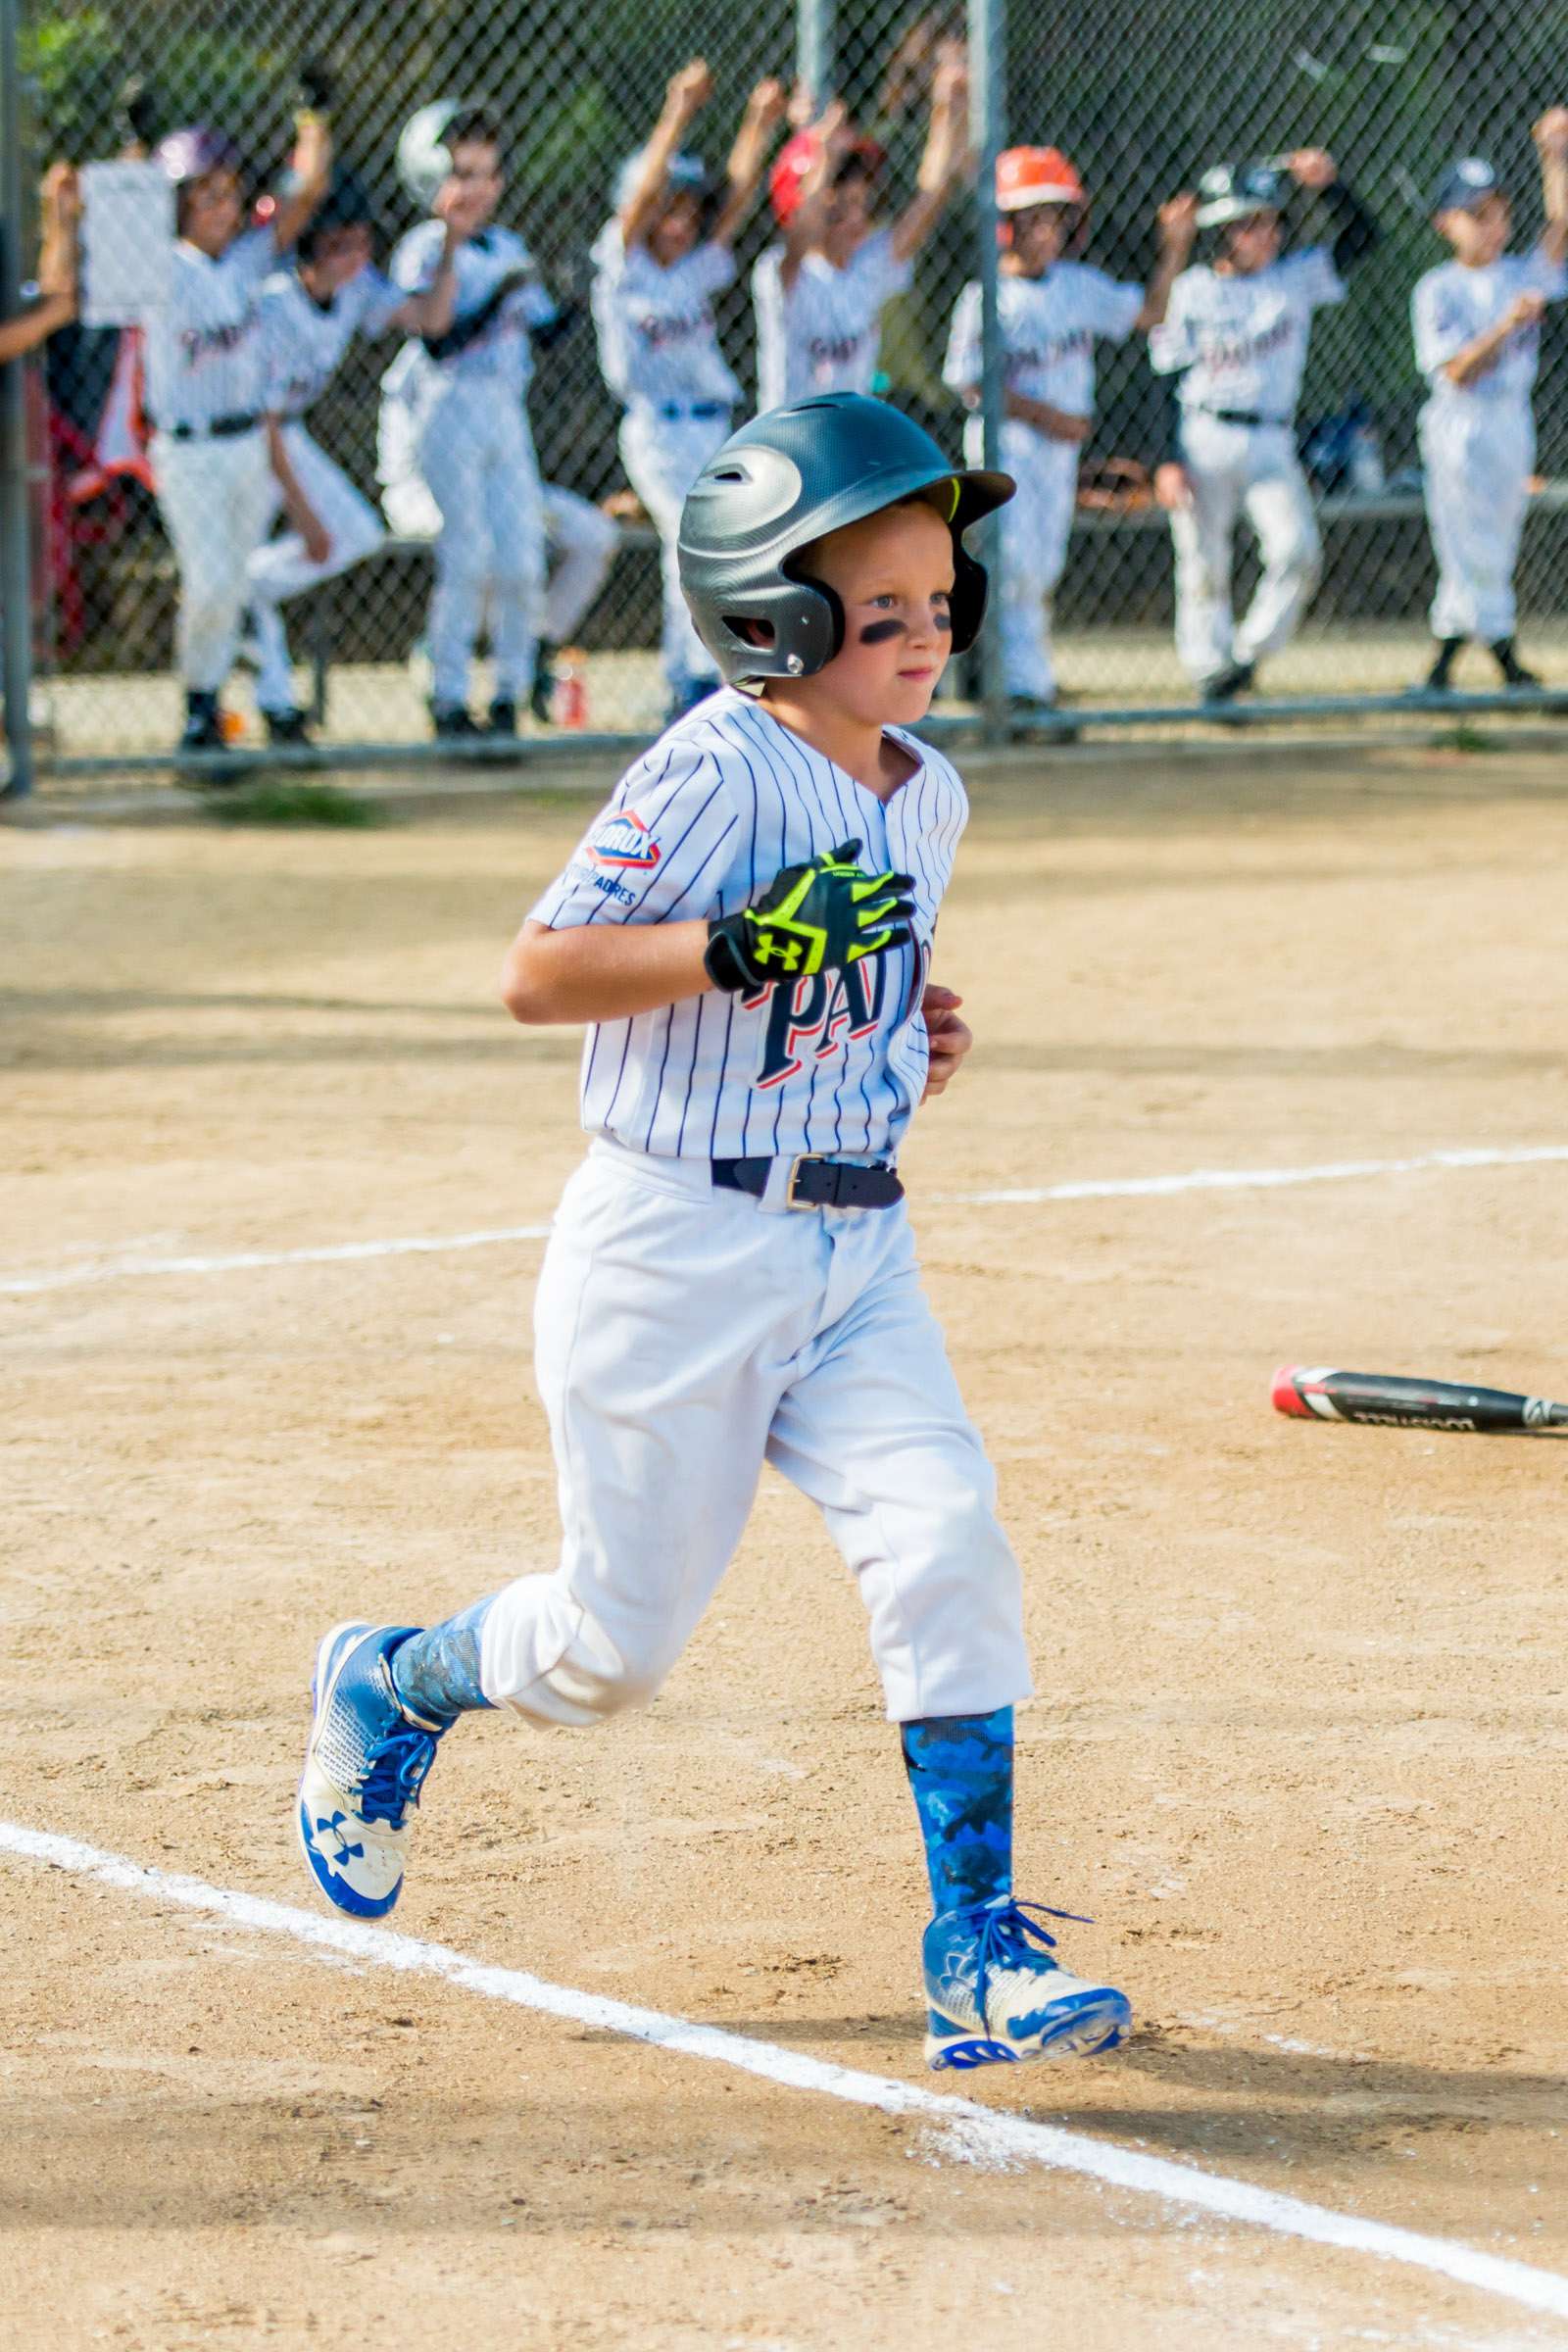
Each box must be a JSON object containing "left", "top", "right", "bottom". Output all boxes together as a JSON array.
[
  {"left": 752, "top": 47, "right": 968, "bottom": 416},
  {"left": 143, "top": 101, "right": 332, "bottom": 749},
  {"left": 1151, "top": 151, "right": 1378, "bottom": 703},
  {"left": 380, "top": 104, "right": 560, "bottom": 737},
  {"left": 297, "top": 390, "right": 1133, "bottom": 2073},
  {"left": 945, "top": 150, "right": 1196, "bottom": 721},
  {"left": 244, "top": 173, "right": 473, "bottom": 741},
  {"left": 591, "top": 62, "right": 787, "bottom": 722},
  {"left": 1412, "top": 111, "right": 1568, "bottom": 693}
]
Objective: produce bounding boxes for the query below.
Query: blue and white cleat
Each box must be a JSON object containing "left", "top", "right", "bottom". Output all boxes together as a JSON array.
[
  {"left": 296, "top": 1621, "right": 449, "bottom": 1920},
  {"left": 922, "top": 1894, "right": 1131, "bottom": 2070}
]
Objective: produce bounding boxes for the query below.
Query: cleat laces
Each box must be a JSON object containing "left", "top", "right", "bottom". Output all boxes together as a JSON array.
[
  {"left": 958, "top": 1897, "right": 1093, "bottom": 2019},
  {"left": 357, "top": 1722, "right": 441, "bottom": 1827}
]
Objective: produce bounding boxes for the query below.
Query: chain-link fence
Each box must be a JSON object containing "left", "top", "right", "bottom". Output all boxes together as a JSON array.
[{"left": 4, "top": 0, "right": 1568, "bottom": 787}]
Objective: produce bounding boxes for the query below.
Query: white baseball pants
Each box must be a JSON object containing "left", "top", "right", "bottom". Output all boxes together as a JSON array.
[
  {"left": 415, "top": 385, "right": 545, "bottom": 705},
  {"left": 152, "top": 428, "right": 274, "bottom": 694},
  {"left": 1419, "top": 397, "right": 1534, "bottom": 643},
  {"left": 618, "top": 405, "right": 731, "bottom": 696},
  {"left": 1169, "top": 415, "right": 1321, "bottom": 684},
  {"left": 477, "top": 1140, "right": 1033, "bottom": 1730},
  {"left": 245, "top": 422, "right": 386, "bottom": 714},
  {"left": 972, "top": 420, "right": 1079, "bottom": 702},
  {"left": 538, "top": 485, "right": 618, "bottom": 645}
]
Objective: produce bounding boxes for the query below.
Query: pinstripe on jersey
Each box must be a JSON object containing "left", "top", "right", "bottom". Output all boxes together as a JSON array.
[{"left": 527, "top": 689, "right": 968, "bottom": 1160}]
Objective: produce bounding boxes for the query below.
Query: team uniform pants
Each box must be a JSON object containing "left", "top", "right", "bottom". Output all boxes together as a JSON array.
[
  {"left": 152, "top": 428, "right": 274, "bottom": 694},
  {"left": 414, "top": 386, "right": 546, "bottom": 706},
  {"left": 245, "top": 422, "right": 386, "bottom": 715},
  {"left": 477, "top": 1139, "right": 1033, "bottom": 1729},
  {"left": 1419, "top": 396, "right": 1533, "bottom": 643},
  {"left": 382, "top": 477, "right": 618, "bottom": 650},
  {"left": 970, "top": 420, "right": 1079, "bottom": 702},
  {"left": 618, "top": 405, "right": 731, "bottom": 698},
  {"left": 1169, "top": 414, "right": 1321, "bottom": 684}
]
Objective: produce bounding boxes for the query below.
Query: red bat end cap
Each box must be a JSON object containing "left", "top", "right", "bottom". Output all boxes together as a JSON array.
[{"left": 1271, "top": 1364, "right": 1318, "bottom": 1417}]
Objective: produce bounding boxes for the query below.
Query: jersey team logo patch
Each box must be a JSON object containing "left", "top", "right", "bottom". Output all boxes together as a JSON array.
[{"left": 586, "top": 809, "right": 662, "bottom": 871}]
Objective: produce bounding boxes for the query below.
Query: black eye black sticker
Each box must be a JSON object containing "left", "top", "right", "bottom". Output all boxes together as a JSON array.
[{"left": 858, "top": 617, "right": 908, "bottom": 645}]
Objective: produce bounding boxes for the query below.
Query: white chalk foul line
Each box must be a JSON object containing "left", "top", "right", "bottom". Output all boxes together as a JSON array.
[
  {"left": 937, "top": 1141, "right": 1568, "bottom": 1207},
  {"left": 0, "top": 1223, "right": 557, "bottom": 1297},
  {"left": 4, "top": 1817, "right": 1567, "bottom": 2328},
  {"left": 5, "top": 1143, "right": 1568, "bottom": 1298}
]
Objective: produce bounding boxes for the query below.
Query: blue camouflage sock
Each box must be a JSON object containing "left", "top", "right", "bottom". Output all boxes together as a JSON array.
[
  {"left": 389, "top": 1595, "right": 498, "bottom": 1724},
  {"left": 901, "top": 1707, "right": 1014, "bottom": 1917}
]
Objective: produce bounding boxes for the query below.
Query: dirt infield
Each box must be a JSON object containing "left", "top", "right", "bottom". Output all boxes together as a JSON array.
[{"left": 4, "top": 741, "right": 1568, "bottom": 2350}]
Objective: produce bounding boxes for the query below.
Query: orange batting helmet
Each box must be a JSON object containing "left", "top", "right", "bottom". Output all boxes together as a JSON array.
[{"left": 996, "top": 146, "right": 1085, "bottom": 211}]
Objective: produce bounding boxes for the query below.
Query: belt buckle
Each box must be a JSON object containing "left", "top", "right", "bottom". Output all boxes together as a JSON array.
[{"left": 785, "top": 1153, "right": 823, "bottom": 1209}]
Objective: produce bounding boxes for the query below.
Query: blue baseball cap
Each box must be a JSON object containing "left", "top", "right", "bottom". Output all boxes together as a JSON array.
[
  {"left": 1431, "top": 157, "right": 1501, "bottom": 215},
  {"left": 1196, "top": 162, "right": 1287, "bottom": 229}
]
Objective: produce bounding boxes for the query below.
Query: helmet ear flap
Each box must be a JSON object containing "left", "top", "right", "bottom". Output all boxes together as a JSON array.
[{"left": 948, "top": 546, "right": 989, "bottom": 655}]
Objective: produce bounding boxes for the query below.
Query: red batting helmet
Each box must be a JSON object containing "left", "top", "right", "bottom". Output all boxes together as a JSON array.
[{"left": 768, "top": 125, "right": 888, "bottom": 226}]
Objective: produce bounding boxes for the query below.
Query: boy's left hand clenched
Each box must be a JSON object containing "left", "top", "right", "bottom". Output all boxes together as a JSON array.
[{"left": 921, "top": 984, "right": 973, "bottom": 1100}]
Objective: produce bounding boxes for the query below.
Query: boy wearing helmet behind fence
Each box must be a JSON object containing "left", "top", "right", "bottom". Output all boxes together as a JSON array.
[
  {"left": 297, "top": 388, "right": 1137, "bottom": 2077},
  {"left": 243, "top": 172, "right": 476, "bottom": 742},
  {"left": 1150, "top": 151, "right": 1378, "bottom": 704},
  {"left": 1411, "top": 111, "right": 1568, "bottom": 694},
  {"left": 143, "top": 92, "right": 333, "bottom": 750},
  {"left": 944, "top": 150, "right": 1197, "bottom": 723},
  {"left": 591, "top": 61, "right": 787, "bottom": 722},
  {"left": 752, "top": 45, "right": 969, "bottom": 416},
  {"left": 379, "top": 105, "right": 560, "bottom": 738}
]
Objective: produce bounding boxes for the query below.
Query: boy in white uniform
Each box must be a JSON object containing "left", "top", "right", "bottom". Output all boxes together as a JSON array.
[
  {"left": 296, "top": 391, "right": 1134, "bottom": 2074},
  {"left": 1411, "top": 112, "right": 1568, "bottom": 692},
  {"left": 245, "top": 176, "right": 469, "bottom": 740},
  {"left": 1151, "top": 151, "right": 1378, "bottom": 702},
  {"left": 945, "top": 148, "right": 1196, "bottom": 719},
  {"left": 591, "top": 60, "right": 786, "bottom": 721},
  {"left": 381, "top": 106, "right": 560, "bottom": 737},
  {"left": 142, "top": 109, "right": 332, "bottom": 750},
  {"left": 752, "top": 48, "right": 967, "bottom": 414}
]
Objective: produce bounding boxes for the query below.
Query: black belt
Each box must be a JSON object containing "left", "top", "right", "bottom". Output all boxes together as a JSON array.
[
  {"left": 153, "top": 413, "right": 261, "bottom": 441},
  {"left": 659, "top": 400, "right": 729, "bottom": 421},
  {"left": 1191, "top": 407, "right": 1291, "bottom": 430},
  {"left": 711, "top": 1154, "right": 904, "bottom": 1210}
]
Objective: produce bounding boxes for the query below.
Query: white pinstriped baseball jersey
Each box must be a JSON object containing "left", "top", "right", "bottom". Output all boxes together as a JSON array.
[
  {"left": 945, "top": 264, "right": 1142, "bottom": 419},
  {"left": 527, "top": 689, "right": 967, "bottom": 1159},
  {"left": 589, "top": 221, "right": 741, "bottom": 410},
  {"left": 260, "top": 263, "right": 407, "bottom": 417},
  {"left": 386, "top": 221, "right": 557, "bottom": 405},
  {"left": 752, "top": 229, "right": 912, "bottom": 412},
  {"left": 1413, "top": 245, "right": 1567, "bottom": 404},
  {"left": 142, "top": 226, "right": 274, "bottom": 428},
  {"left": 1150, "top": 248, "right": 1345, "bottom": 417}
]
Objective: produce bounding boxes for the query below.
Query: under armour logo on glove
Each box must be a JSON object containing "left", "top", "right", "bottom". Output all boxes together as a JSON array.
[{"left": 704, "top": 838, "right": 915, "bottom": 995}]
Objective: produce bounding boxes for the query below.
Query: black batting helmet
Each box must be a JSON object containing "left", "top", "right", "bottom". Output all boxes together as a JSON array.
[
  {"left": 296, "top": 168, "right": 378, "bottom": 262},
  {"left": 678, "top": 394, "right": 1013, "bottom": 687}
]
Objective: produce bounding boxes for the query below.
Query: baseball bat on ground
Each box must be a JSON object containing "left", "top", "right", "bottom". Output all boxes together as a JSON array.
[{"left": 1272, "top": 1365, "right": 1568, "bottom": 1434}]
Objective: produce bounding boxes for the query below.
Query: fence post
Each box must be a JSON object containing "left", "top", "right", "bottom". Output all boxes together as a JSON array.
[
  {"left": 966, "top": 0, "right": 1006, "bottom": 746},
  {"left": 0, "top": 0, "right": 34, "bottom": 799},
  {"left": 795, "top": 0, "right": 835, "bottom": 115}
]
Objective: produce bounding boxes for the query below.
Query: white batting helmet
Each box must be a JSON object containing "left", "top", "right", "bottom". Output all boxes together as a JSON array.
[
  {"left": 612, "top": 146, "right": 708, "bottom": 216},
  {"left": 397, "top": 100, "right": 493, "bottom": 209}
]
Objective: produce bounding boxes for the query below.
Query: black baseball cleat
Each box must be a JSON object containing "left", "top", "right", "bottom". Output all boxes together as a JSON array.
[
  {"left": 1492, "top": 640, "right": 1542, "bottom": 690},
  {"left": 486, "top": 699, "right": 518, "bottom": 736},
  {"left": 262, "top": 706, "right": 313, "bottom": 745},
  {"left": 429, "top": 701, "right": 481, "bottom": 739},
  {"left": 1007, "top": 693, "right": 1079, "bottom": 741},
  {"left": 529, "top": 646, "right": 558, "bottom": 725},
  {"left": 178, "top": 690, "right": 225, "bottom": 752},
  {"left": 1200, "top": 661, "right": 1255, "bottom": 706}
]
